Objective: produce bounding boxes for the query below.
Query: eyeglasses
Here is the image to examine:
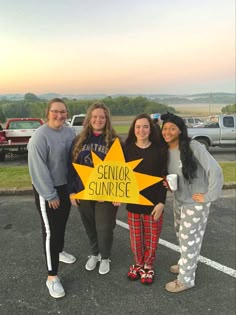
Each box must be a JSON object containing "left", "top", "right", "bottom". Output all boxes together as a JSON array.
[{"left": 50, "top": 110, "right": 68, "bottom": 115}]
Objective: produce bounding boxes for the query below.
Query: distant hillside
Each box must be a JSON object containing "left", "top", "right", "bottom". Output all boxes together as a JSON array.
[
  {"left": 0, "top": 94, "right": 24, "bottom": 100},
  {"left": 38, "top": 93, "right": 107, "bottom": 100},
  {"left": 0, "top": 92, "right": 235, "bottom": 104},
  {"left": 152, "top": 94, "right": 235, "bottom": 105}
]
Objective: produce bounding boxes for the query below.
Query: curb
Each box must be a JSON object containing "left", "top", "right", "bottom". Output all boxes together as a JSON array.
[
  {"left": 223, "top": 182, "right": 236, "bottom": 189},
  {"left": 0, "top": 183, "right": 235, "bottom": 196},
  {"left": 0, "top": 188, "right": 34, "bottom": 196}
]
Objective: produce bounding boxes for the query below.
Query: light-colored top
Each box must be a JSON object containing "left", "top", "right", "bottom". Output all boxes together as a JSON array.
[
  {"left": 28, "top": 124, "right": 75, "bottom": 201},
  {"left": 168, "top": 140, "right": 223, "bottom": 204}
]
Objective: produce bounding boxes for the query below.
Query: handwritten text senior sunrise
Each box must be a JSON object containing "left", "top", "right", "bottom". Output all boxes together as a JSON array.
[{"left": 88, "top": 164, "right": 132, "bottom": 197}]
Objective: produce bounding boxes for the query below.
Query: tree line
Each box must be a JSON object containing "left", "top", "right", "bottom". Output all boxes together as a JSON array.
[
  {"left": 0, "top": 93, "right": 235, "bottom": 123},
  {"left": 0, "top": 94, "right": 176, "bottom": 122},
  {"left": 221, "top": 104, "right": 236, "bottom": 114}
]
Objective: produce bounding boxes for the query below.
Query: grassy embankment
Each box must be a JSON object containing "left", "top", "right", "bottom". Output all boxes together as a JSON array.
[{"left": 0, "top": 162, "right": 235, "bottom": 189}]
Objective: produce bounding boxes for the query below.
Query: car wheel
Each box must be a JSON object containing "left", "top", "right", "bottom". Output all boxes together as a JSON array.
[{"left": 197, "top": 139, "right": 209, "bottom": 151}]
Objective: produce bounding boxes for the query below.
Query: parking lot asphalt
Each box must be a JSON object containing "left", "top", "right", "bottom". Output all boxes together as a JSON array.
[{"left": 0, "top": 190, "right": 235, "bottom": 315}]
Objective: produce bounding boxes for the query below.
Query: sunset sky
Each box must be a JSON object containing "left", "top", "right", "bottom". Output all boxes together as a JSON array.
[{"left": 0, "top": 0, "right": 235, "bottom": 95}]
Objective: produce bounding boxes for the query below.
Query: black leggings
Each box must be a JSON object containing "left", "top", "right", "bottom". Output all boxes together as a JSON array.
[{"left": 33, "top": 185, "right": 71, "bottom": 276}]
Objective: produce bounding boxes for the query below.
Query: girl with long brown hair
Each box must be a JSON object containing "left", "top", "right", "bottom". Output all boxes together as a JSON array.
[{"left": 68, "top": 102, "right": 119, "bottom": 275}]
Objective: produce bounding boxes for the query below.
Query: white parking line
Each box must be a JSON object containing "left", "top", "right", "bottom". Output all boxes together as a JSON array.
[{"left": 116, "top": 219, "right": 236, "bottom": 278}]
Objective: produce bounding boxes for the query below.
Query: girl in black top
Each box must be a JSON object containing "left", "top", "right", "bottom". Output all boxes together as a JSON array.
[{"left": 123, "top": 113, "right": 167, "bottom": 284}]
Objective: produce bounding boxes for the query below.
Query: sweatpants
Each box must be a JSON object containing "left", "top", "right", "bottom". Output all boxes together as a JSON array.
[
  {"left": 173, "top": 199, "right": 211, "bottom": 287},
  {"left": 33, "top": 185, "right": 71, "bottom": 276},
  {"left": 128, "top": 211, "right": 163, "bottom": 269},
  {"left": 79, "top": 200, "right": 118, "bottom": 259}
]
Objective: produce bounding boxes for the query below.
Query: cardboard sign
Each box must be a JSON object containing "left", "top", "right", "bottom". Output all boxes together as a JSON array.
[{"left": 71, "top": 138, "right": 163, "bottom": 205}]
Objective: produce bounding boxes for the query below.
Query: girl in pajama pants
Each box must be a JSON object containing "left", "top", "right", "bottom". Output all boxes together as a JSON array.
[
  {"left": 124, "top": 113, "right": 167, "bottom": 285},
  {"left": 173, "top": 200, "right": 210, "bottom": 287},
  {"left": 161, "top": 112, "right": 223, "bottom": 293}
]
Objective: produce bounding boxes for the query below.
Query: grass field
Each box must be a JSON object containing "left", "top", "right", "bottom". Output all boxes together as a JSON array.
[
  {"left": 0, "top": 162, "right": 235, "bottom": 189},
  {"left": 172, "top": 104, "right": 223, "bottom": 116},
  {"left": 111, "top": 104, "right": 224, "bottom": 132},
  {"left": 219, "top": 161, "right": 236, "bottom": 183},
  {"left": 114, "top": 125, "right": 130, "bottom": 134},
  {"left": 0, "top": 166, "right": 31, "bottom": 189}
]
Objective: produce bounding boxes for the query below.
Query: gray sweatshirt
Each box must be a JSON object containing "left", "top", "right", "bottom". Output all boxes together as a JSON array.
[
  {"left": 167, "top": 140, "right": 223, "bottom": 204},
  {"left": 28, "top": 124, "right": 75, "bottom": 201}
]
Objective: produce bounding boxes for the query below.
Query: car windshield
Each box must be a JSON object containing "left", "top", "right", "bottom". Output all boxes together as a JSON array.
[
  {"left": 8, "top": 121, "right": 41, "bottom": 129},
  {"left": 195, "top": 118, "right": 203, "bottom": 123}
]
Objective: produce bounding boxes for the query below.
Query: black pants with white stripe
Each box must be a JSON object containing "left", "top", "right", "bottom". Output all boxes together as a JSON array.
[{"left": 33, "top": 185, "right": 71, "bottom": 276}]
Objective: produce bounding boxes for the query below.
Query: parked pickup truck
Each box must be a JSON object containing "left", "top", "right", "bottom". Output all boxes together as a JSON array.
[
  {"left": 0, "top": 118, "right": 44, "bottom": 161},
  {"left": 70, "top": 114, "right": 86, "bottom": 135},
  {"left": 187, "top": 114, "right": 236, "bottom": 150}
]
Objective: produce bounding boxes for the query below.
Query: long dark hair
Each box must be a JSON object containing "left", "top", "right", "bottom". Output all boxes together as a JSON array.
[
  {"left": 125, "top": 113, "right": 168, "bottom": 175},
  {"left": 125, "top": 113, "right": 160, "bottom": 145},
  {"left": 161, "top": 112, "right": 197, "bottom": 182}
]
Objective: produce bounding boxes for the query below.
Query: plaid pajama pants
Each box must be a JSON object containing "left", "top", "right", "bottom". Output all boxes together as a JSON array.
[{"left": 128, "top": 211, "right": 163, "bottom": 268}]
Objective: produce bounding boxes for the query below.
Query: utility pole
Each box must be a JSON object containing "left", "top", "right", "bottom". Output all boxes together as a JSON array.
[{"left": 209, "top": 92, "right": 212, "bottom": 115}]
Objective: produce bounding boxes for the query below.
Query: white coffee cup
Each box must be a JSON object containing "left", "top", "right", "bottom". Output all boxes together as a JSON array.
[
  {"left": 166, "top": 174, "right": 178, "bottom": 191},
  {"left": 8, "top": 139, "right": 12, "bottom": 145}
]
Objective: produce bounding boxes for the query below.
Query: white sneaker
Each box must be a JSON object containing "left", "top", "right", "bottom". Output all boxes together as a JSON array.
[
  {"left": 46, "top": 277, "right": 65, "bottom": 299},
  {"left": 59, "top": 251, "right": 76, "bottom": 264},
  {"left": 99, "top": 259, "right": 111, "bottom": 275},
  {"left": 85, "top": 254, "right": 101, "bottom": 271}
]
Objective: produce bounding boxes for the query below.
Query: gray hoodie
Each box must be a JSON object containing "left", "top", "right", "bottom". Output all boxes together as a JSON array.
[
  {"left": 167, "top": 140, "right": 223, "bottom": 204},
  {"left": 28, "top": 124, "right": 75, "bottom": 201}
]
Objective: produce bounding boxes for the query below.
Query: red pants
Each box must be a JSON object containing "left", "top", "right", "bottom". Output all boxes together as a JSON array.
[{"left": 128, "top": 211, "right": 163, "bottom": 268}]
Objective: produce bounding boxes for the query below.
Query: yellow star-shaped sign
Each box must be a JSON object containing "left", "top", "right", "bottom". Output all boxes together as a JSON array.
[{"left": 71, "top": 138, "right": 163, "bottom": 205}]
